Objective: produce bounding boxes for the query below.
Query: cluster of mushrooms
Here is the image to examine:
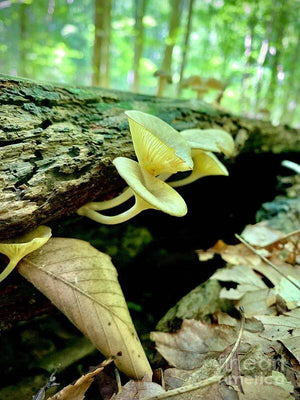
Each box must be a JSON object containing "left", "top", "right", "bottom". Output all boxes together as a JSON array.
[
  {"left": 0, "top": 111, "right": 234, "bottom": 283},
  {"left": 181, "top": 75, "right": 226, "bottom": 100},
  {"left": 77, "top": 110, "right": 234, "bottom": 224}
]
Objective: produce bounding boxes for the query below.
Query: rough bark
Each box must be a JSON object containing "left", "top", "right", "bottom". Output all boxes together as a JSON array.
[{"left": 0, "top": 74, "right": 300, "bottom": 241}]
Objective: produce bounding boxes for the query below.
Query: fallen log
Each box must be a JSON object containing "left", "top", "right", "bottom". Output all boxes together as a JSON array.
[{"left": 1, "top": 75, "right": 299, "bottom": 240}]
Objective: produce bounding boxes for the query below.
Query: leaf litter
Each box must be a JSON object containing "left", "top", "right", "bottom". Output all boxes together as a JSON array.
[{"left": 23, "top": 221, "right": 300, "bottom": 399}]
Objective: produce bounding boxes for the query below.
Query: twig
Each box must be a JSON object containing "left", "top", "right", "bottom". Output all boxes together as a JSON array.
[
  {"left": 220, "top": 307, "right": 245, "bottom": 371},
  {"left": 235, "top": 234, "right": 300, "bottom": 292},
  {"left": 145, "top": 374, "right": 224, "bottom": 399},
  {"left": 266, "top": 228, "right": 300, "bottom": 248},
  {"left": 114, "top": 368, "right": 122, "bottom": 393},
  {"left": 33, "top": 370, "right": 59, "bottom": 400}
]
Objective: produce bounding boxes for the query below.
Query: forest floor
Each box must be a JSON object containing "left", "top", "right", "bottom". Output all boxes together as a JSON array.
[{"left": 0, "top": 151, "right": 300, "bottom": 399}]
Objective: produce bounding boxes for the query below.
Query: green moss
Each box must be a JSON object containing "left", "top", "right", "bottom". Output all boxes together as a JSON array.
[{"left": 121, "top": 225, "right": 152, "bottom": 259}]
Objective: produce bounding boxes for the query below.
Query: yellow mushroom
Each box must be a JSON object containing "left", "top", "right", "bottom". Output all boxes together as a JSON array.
[
  {"left": 80, "top": 110, "right": 193, "bottom": 213},
  {"left": 0, "top": 226, "right": 52, "bottom": 282},
  {"left": 180, "top": 128, "right": 235, "bottom": 157},
  {"left": 77, "top": 157, "right": 187, "bottom": 224},
  {"left": 125, "top": 110, "right": 193, "bottom": 175},
  {"left": 170, "top": 151, "right": 229, "bottom": 187},
  {"left": 166, "top": 128, "right": 234, "bottom": 187}
]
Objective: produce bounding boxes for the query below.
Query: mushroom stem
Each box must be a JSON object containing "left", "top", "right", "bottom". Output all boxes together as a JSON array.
[
  {"left": 77, "top": 196, "right": 151, "bottom": 225},
  {"left": 169, "top": 152, "right": 228, "bottom": 188},
  {"left": 168, "top": 170, "right": 207, "bottom": 187},
  {"left": 86, "top": 187, "right": 133, "bottom": 211},
  {"left": 0, "top": 258, "right": 18, "bottom": 283}
]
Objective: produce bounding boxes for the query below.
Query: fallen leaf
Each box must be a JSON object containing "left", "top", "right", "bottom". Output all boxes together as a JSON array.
[
  {"left": 94, "top": 362, "right": 119, "bottom": 400},
  {"left": 215, "top": 312, "right": 264, "bottom": 333},
  {"left": 198, "top": 223, "right": 300, "bottom": 311},
  {"left": 237, "top": 289, "right": 276, "bottom": 316},
  {"left": 210, "top": 265, "right": 277, "bottom": 316},
  {"left": 151, "top": 319, "right": 236, "bottom": 370},
  {"left": 256, "top": 308, "right": 300, "bottom": 363},
  {"left": 241, "top": 222, "right": 284, "bottom": 247},
  {"left": 18, "top": 238, "right": 152, "bottom": 380},
  {"left": 111, "top": 380, "right": 165, "bottom": 399},
  {"left": 197, "top": 240, "right": 261, "bottom": 266},
  {"left": 165, "top": 360, "right": 224, "bottom": 399},
  {"left": 238, "top": 372, "right": 294, "bottom": 400},
  {"left": 211, "top": 265, "right": 267, "bottom": 300},
  {"left": 164, "top": 368, "right": 194, "bottom": 390},
  {"left": 48, "top": 364, "right": 105, "bottom": 400},
  {"left": 156, "top": 279, "right": 231, "bottom": 332}
]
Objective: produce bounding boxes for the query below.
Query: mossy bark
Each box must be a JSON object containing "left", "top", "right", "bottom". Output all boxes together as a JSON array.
[{"left": 0, "top": 74, "right": 300, "bottom": 240}]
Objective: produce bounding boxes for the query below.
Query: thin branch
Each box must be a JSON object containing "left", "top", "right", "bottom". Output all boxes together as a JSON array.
[
  {"left": 145, "top": 374, "right": 224, "bottom": 400},
  {"left": 266, "top": 228, "right": 300, "bottom": 248},
  {"left": 220, "top": 307, "right": 245, "bottom": 370}
]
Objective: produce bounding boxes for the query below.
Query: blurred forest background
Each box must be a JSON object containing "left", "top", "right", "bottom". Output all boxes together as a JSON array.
[{"left": 0, "top": 0, "right": 300, "bottom": 127}]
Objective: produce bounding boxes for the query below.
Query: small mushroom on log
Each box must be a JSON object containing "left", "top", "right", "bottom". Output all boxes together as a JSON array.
[{"left": 154, "top": 69, "right": 173, "bottom": 97}]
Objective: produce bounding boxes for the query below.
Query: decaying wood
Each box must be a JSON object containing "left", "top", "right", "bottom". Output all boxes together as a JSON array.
[{"left": 1, "top": 74, "right": 300, "bottom": 240}]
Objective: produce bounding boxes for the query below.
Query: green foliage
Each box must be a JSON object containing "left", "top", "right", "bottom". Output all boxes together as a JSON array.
[{"left": 0, "top": 0, "right": 299, "bottom": 126}]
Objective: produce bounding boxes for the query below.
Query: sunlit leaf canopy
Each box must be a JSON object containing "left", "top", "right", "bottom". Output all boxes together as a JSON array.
[{"left": 0, "top": 0, "right": 299, "bottom": 126}]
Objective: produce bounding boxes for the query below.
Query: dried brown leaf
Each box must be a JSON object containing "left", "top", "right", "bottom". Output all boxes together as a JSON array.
[
  {"left": 18, "top": 238, "right": 152, "bottom": 380},
  {"left": 112, "top": 380, "right": 166, "bottom": 399},
  {"left": 198, "top": 222, "right": 300, "bottom": 311},
  {"left": 151, "top": 319, "right": 236, "bottom": 370},
  {"left": 238, "top": 372, "right": 294, "bottom": 400},
  {"left": 48, "top": 365, "right": 105, "bottom": 400},
  {"left": 162, "top": 361, "right": 224, "bottom": 400},
  {"left": 241, "top": 222, "right": 284, "bottom": 247},
  {"left": 197, "top": 240, "right": 261, "bottom": 266},
  {"left": 256, "top": 308, "right": 300, "bottom": 363}
]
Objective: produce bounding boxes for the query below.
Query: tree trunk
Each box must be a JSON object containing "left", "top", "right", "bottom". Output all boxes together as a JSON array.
[
  {"left": 132, "top": 0, "right": 146, "bottom": 93},
  {"left": 265, "top": 1, "right": 289, "bottom": 109},
  {"left": 290, "top": 83, "right": 300, "bottom": 124},
  {"left": 239, "top": 4, "right": 258, "bottom": 113},
  {"left": 0, "top": 74, "right": 300, "bottom": 329},
  {"left": 92, "top": 0, "right": 112, "bottom": 87},
  {"left": 177, "top": 0, "right": 194, "bottom": 96},
  {"left": 157, "top": 0, "right": 182, "bottom": 96},
  {"left": 19, "top": 2, "right": 28, "bottom": 78},
  {"left": 254, "top": 4, "right": 278, "bottom": 114},
  {"left": 279, "top": 33, "right": 300, "bottom": 124}
]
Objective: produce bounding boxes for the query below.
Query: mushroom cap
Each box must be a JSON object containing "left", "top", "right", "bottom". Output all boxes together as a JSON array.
[
  {"left": 205, "top": 78, "right": 224, "bottom": 90},
  {"left": 113, "top": 157, "right": 187, "bottom": 217},
  {"left": 0, "top": 226, "right": 52, "bottom": 262},
  {"left": 182, "top": 75, "right": 203, "bottom": 88},
  {"left": 192, "top": 151, "right": 229, "bottom": 177},
  {"left": 180, "top": 128, "right": 235, "bottom": 157},
  {"left": 125, "top": 110, "right": 193, "bottom": 175},
  {"left": 154, "top": 70, "right": 173, "bottom": 83}
]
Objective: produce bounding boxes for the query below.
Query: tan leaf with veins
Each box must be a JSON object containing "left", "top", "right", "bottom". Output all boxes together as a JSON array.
[
  {"left": 211, "top": 265, "right": 267, "bottom": 300},
  {"left": 239, "top": 372, "right": 294, "bottom": 400},
  {"left": 256, "top": 308, "right": 300, "bottom": 363},
  {"left": 48, "top": 363, "right": 108, "bottom": 400},
  {"left": 198, "top": 223, "right": 300, "bottom": 310},
  {"left": 18, "top": 238, "right": 152, "bottom": 380},
  {"left": 151, "top": 319, "right": 236, "bottom": 370}
]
